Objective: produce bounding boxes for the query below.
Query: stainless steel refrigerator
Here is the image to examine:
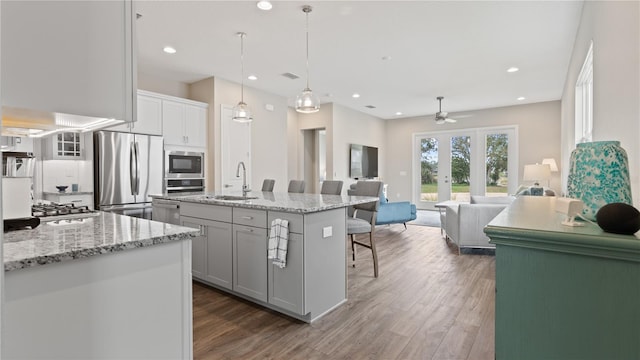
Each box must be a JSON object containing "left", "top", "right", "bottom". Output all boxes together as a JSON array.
[{"left": 94, "top": 130, "right": 163, "bottom": 219}]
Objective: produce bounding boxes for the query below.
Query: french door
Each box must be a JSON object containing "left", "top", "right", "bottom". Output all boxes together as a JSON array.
[{"left": 414, "top": 127, "right": 517, "bottom": 210}]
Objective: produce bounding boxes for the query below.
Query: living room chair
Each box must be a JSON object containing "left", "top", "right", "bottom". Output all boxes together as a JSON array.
[
  {"left": 288, "top": 180, "right": 305, "bottom": 193},
  {"left": 347, "top": 181, "right": 383, "bottom": 277},
  {"left": 320, "top": 180, "right": 343, "bottom": 195},
  {"left": 261, "top": 179, "right": 275, "bottom": 192}
]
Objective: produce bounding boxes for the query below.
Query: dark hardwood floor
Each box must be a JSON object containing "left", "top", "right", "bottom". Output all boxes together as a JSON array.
[{"left": 193, "top": 224, "right": 495, "bottom": 360}]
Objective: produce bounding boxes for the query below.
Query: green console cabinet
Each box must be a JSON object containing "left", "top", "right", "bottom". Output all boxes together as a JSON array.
[{"left": 485, "top": 196, "right": 640, "bottom": 360}]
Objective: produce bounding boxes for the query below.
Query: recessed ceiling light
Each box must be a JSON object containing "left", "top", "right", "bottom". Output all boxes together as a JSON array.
[
  {"left": 395, "top": 112, "right": 403, "bottom": 116},
  {"left": 352, "top": 93, "right": 360, "bottom": 98},
  {"left": 517, "top": 96, "right": 525, "bottom": 101},
  {"left": 507, "top": 67, "right": 519, "bottom": 73},
  {"left": 247, "top": 75, "right": 257, "bottom": 81},
  {"left": 163, "top": 46, "right": 176, "bottom": 54},
  {"left": 256, "top": 1, "right": 272, "bottom": 10}
]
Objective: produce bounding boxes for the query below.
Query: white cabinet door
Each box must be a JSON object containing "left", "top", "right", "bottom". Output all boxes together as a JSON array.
[
  {"left": 162, "top": 100, "right": 186, "bottom": 146},
  {"left": 233, "top": 225, "right": 268, "bottom": 302},
  {"left": 1, "top": 0, "right": 134, "bottom": 121},
  {"left": 131, "top": 95, "right": 162, "bottom": 135},
  {"left": 184, "top": 105, "right": 207, "bottom": 148}
]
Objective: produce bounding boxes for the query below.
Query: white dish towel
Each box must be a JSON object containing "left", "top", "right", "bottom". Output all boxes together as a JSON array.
[{"left": 268, "top": 218, "right": 289, "bottom": 268}]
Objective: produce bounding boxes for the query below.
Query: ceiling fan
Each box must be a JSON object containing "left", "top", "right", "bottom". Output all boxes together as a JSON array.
[{"left": 435, "top": 96, "right": 457, "bottom": 124}]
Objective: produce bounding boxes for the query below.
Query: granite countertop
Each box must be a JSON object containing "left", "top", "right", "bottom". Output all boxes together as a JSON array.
[
  {"left": 3, "top": 212, "right": 200, "bottom": 272},
  {"left": 151, "top": 191, "right": 379, "bottom": 214},
  {"left": 42, "top": 191, "right": 93, "bottom": 195}
]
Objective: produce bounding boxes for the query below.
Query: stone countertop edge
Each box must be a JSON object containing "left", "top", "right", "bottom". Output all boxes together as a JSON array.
[
  {"left": 42, "top": 191, "right": 94, "bottom": 195},
  {"left": 150, "top": 192, "right": 379, "bottom": 214},
  {"left": 3, "top": 212, "right": 200, "bottom": 272}
]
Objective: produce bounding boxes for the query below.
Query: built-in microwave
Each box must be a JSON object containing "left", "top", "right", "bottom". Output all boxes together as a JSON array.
[{"left": 165, "top": 151, "right": 204, "bottom": 179}]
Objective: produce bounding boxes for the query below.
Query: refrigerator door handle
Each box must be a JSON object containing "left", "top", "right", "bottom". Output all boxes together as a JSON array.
[
  {"left": 134, "top": 141, "right": 141, "bottom": 195},
  {"left": 129, "top": 141, "right": 136, "bottom": 195}
]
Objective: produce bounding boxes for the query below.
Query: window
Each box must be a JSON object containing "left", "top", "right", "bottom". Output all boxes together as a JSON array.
[{"left": 575, "top": 41, "right": 593, "bottom": 144}]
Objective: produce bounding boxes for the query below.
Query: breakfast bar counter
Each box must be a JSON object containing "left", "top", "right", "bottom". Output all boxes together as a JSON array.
[{"left": 3, "top": 212, "right": 199, "bottom": 359}]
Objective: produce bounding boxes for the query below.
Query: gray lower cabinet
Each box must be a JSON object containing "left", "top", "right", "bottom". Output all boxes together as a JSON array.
[
  {"left": 178, "top": 202, "right": 344, "bottom": 321},
  {"left": 180, "top": 203, "right": 233, "bottom": 285},
  {"left": 268, "top": 233, "right": 304, "bottom": 314},
  {"left": 232, "top": 224, "right": 268, "bottom": 302},
  {"left": 181, "top": 217, "right": 206, "bottom": 280}
]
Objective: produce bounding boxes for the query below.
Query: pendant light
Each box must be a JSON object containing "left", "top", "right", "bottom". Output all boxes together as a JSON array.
[
  {"left": 232, "top": 32, "right": 253, "bottom": 123},
  {"left": 295, "top": 5, "right": 320, "bottom": 113}
]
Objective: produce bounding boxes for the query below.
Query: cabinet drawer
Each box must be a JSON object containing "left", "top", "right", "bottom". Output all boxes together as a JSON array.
[
  {"left": 268, "top": 211, "right": 303, "bottom": 234},
  {"left": 180, "top": 202, "right": 232, "bottom": 222},
  {"left": 233, "top": 208, "right": 267, "bottom": 228}
]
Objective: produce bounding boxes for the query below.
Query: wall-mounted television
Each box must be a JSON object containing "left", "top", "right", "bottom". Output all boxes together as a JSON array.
[{"left": 350, "top": 144, "right": 378, "bottom": 179}]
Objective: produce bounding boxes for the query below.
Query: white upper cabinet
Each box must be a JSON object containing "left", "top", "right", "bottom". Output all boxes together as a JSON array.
[
  {"left": 162, "top": 100, "right": 186, "bottom": 146},
  {"left": 109, "top": 91, "right": 162, "bottom": 135},
  {"left": 135, "top": 95, "right": 163, "bottom": 135},
  {"left": 184, "top": 105, "right": 207, "bottom": 148},
  {"left": 1, "top": 0, "right": 135, "bottom": 122},
  {"left": 162, "top": 99, "right": 207, "bottom": 148}
]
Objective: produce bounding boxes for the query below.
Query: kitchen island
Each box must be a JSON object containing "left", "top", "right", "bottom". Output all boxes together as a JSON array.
[
  {"left": 151, "top": 191, "right": 378, "bottom": 322},
  {"left": 3, "top": 212, "right": 200, "bottom": 359}
]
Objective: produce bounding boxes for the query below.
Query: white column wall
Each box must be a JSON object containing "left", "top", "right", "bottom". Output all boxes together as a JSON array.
[{"left": 560, "top": 1, "right": 640, "bottom": 205}]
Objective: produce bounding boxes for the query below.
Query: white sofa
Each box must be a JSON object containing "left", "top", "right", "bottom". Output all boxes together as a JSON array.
[{"left": 444, "top": 196, "right": 514, "bottom": 254}]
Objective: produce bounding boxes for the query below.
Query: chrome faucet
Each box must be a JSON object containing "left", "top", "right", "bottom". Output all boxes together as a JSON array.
[{"left": 236, "top": 161, "right": 251, "bottom": 196}]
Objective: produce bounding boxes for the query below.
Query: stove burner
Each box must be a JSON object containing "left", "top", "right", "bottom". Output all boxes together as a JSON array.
[{"left": 32, "top": 202, "right": 98, "bottom": 220}]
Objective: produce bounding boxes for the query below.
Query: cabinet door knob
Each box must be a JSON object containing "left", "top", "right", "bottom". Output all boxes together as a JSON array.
[{"left": 241, "top": 216, "right": 253, "bottom": 220}]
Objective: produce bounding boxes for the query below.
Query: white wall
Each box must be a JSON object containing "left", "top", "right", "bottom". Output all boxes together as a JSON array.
[
  {"left": 385, "top": 101, "right": 561, "bottom": 202},
  {"left": 188, "top": 77, "right": 215, "bottom": 191},
  {"left": 138, "top": 72, "right": 189, "bottom": 99},
  {"left": 290, "top": 103, "right": 386, "bottom": 194},
  {"left": 211, "top": 78, "right": 289, "bottom": 192},
  {"left": 560, "top": 1, "right": 640, "bottom": 206},
  {"left": 331, "top": 103, "right": 386, "bottom": 191}
]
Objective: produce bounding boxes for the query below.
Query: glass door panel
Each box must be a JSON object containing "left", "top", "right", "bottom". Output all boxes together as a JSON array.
[
  {"left": 485, "top": 133, "right": 509, "bottom": 197},
  {"left": 420, "top": 137, "right": 439, "bottom": 204},
  {"left": 451, "top": 135, "right": 471, "bottom": 202}
]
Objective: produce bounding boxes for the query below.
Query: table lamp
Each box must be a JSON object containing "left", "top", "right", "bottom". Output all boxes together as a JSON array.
[{"left": 523, "top": 163, "right": 551, "bottom": 196}]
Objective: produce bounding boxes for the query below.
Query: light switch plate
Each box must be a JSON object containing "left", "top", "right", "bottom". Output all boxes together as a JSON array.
[{"left": 322, "top": 226, "right": 332, "bottom": 238}]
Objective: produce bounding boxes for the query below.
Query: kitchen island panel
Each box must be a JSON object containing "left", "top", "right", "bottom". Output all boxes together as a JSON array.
[
  {"left": 3, "top": 239, "right": 193, "bottom": 359},
  {"left": 304, "top": 207, "right": 348, "bottom": 321}
]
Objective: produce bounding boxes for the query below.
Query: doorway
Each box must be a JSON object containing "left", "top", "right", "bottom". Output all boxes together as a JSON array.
[
  {"left": 414, "top": 127, "right": 517, "bottom": 209},
  {"left": 301, "top": 128, "right": 326, "bottom": 194}
]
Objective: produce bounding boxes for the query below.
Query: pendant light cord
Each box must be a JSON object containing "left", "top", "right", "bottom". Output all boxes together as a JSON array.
[
  {"left": 240, "top": 33, "right": 245, "bottom": 102},
  {"left": 304, "top": 6, "right": 311, "bottom": 89}
]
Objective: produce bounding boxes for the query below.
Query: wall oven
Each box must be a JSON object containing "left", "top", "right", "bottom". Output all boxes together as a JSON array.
[{"left": 165, "top": 150, "right": 205, "bottom": 193}]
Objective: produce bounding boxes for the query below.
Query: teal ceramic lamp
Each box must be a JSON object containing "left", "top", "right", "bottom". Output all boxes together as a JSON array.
[
  {"left": 567, "top": 141, "right": 632, "bottom": 220},
  {"left": 523, "top": 164, "right": 551, "bottom": 196}
]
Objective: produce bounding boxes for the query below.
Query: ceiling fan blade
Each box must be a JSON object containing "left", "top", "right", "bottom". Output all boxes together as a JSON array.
[
  {"left": 435, "top": 118, "right": 446, "bottom": 125},
  {"left": 445, "top": 118, "right": 457, "bottom": 123},
  {"left": 450, "top": 113, "right": 473, "bottom": 119}
]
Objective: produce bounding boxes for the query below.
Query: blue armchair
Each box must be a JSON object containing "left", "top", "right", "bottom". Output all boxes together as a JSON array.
[{"left": 348, "top": 183, "right": 417, "bottom": 228}]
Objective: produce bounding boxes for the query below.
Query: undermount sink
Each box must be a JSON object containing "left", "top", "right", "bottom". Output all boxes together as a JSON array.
[{"left": 209, "top": 195, "right": 258, "bottom": 201}]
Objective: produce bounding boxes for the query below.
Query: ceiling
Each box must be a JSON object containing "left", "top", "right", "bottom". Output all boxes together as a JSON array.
[{"left": 136, "top": 1, "right": 583, "bottom": 120}]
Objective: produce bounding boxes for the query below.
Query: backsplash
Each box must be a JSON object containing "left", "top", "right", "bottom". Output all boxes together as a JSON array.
[
  {"left": 32, "top": 133, "right": 93, "bottom": 200},
  {"left": 41, "top": 159, "right": 93, "bottom": 193}
]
